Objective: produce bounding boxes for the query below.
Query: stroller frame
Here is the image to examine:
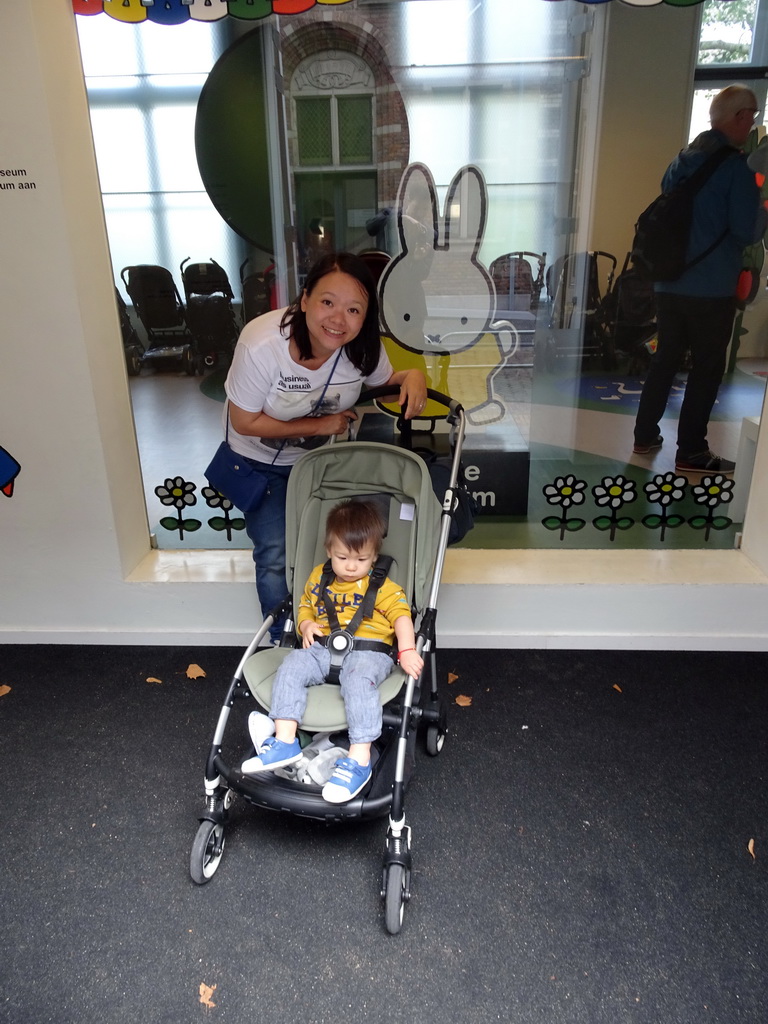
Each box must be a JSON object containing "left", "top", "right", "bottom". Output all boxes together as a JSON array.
[
  {"left": 180, "top": 257, "right": 240, "bottom": 369},
  {"left": 539, "top": 250, "right": 618, "bottom": 372},
  {"left": 120, "top": 264, "right": 199, "bottom": 375},
  {"left": 190, "top": 387, "right": 467, "bottom": 934},
  {"left": 489, "top": 250, "right": 547, "bottom": 312},
  {"left": 239, "top": 256, "right": 276, "bottom": 324}
]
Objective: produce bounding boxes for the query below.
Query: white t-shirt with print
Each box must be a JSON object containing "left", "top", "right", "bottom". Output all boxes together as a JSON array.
[{"left": 224, "top": 308, "right": 393, "bottom": 466}]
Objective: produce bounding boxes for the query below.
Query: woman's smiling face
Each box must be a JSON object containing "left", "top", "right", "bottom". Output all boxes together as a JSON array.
[{"left": 300, "top": 270, "right": 369, "bottom": 360}]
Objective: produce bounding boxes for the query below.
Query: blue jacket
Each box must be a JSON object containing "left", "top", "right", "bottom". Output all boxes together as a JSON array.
[{"left": 656, "top": 128, "right": 764, "bottom": 298}]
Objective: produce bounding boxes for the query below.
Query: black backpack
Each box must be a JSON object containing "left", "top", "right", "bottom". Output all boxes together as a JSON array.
[{"left": 630, "top": 145, "right": 737, "bottom": 282}]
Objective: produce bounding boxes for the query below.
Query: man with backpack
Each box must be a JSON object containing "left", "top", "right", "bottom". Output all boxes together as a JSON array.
[{"left": 632, "top": 84, "right": 765, "bottom": 475}]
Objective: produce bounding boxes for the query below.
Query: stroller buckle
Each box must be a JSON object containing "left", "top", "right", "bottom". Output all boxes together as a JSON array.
[{"left": 329, "top": 629, "right": 354, "bottom": 654}]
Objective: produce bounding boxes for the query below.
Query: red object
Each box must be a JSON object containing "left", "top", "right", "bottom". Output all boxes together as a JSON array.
[
  {"left": 736, "top": 268, "right": 760, "bottom": 308},
  {"left": 273, "top": 0, "right": 316, "bottom": 12},
  {"left": 72, "top": 0, "right": 104, "bottom": 13}
]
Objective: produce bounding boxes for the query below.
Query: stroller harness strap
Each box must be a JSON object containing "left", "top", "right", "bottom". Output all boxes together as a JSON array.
[{"left": 318, "top": 555, "right": 395, "bottom": 684}]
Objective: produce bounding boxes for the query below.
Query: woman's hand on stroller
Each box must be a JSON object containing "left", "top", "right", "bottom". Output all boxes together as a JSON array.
[
  {"left": 388, "top": 368, "right": 428, "bottom": 420},
  {"left": 317, "top": 408, "right": 358, "bottom": 437}
]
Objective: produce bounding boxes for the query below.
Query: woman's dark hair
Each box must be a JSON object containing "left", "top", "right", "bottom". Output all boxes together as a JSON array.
[
  {"left": 324, "top": 499, "right": 386, "bottom": 554},
  {"left": 280, "top": 252, "right": 381, "bottom": 376}
]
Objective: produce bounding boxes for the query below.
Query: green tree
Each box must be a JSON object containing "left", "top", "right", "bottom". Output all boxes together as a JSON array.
[{"left": 699, "top": 0, "right": 757, "bottom": 65}]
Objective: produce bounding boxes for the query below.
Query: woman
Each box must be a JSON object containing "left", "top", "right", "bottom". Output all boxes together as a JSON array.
[{"left": 221, "top": 251, "right": 427, "bottom": 640}]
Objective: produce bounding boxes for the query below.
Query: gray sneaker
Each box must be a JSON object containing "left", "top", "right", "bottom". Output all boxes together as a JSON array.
[{"left": 675, "top": 451, "right": 735, "bottom": 475}]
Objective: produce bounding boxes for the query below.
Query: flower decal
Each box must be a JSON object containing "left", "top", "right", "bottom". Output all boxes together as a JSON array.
[
  {"left": 544, "top": 475, "right": 587, "bottom": 510},
  {"left": 201, "top": 485, "right": 233, "bottom": 512},
  {"left": 642, "top": 472, "right": 687, "bottom": 540},
  {"left": 592, "top": 474, "right": 636, "bottom": 540},
  {"left": 156, "top": 476, "right": 197, "bottom": 510},
  {"left": 202, "top": 485, "right": 245, "bottom": 541},
  {"left": 691, "top": 475, "right": 734, "bottom": 509},
  {"left": 688, "top": 474, "right": 734, "bottom": 540},
  {"left": 542, "top": 475, "right": 587, "bottom": 539},
  {"left": 154, "top": 476, "right": 201, "bottom": 539},
  {"left": 593, "top": 475, "right": 636, "bottom": 510},
  {"left": 644, "top": 472, "right": 686, "bottom": 507}
]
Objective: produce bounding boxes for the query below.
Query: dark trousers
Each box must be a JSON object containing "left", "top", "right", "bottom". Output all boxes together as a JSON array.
[{"left": 634, "top": 292, "right": 736, "bottom": 457}]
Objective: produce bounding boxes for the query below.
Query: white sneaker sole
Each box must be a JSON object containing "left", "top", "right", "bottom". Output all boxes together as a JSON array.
[
  {"left": 321, "top": 771, "right": 371, "bottom": 803},
  {"left": 675, "top": 464, "right": 734, "bottom": 477},
  {"left": 241, "top": 751, "right": 302, "bottom": 774}
]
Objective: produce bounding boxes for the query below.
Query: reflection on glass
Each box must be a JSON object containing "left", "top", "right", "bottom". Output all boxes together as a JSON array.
[
  {"left": 698, "top": 0, "right": 756, "bottom": 65},
  {"left": 73, "top": 0, "right": 759, "bottom": 554}
]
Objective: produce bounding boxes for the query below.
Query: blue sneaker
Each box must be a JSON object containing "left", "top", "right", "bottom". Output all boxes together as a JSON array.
[
  {"left": 241, "top": 736, "right": 302, "bottom": 774},
  {"left": 321, "top": 757, "right": 372, "bottom": 803}
]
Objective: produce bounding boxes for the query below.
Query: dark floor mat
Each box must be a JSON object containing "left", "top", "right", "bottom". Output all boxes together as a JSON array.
[{"left": 0, "top": 645, "right": 765, "bottom": 1024}]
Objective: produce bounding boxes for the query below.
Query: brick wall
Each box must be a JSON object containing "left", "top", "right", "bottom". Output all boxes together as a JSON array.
[{"left": 280, "top": 7, "right": 409, "bottom": 214}]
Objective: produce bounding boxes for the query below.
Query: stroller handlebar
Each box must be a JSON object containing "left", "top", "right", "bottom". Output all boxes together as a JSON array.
[{"left": 357, "top": 385, "right": 464, "bottom": 421}]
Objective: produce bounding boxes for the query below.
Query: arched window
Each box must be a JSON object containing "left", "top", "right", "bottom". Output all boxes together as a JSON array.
[{"left": 290, "top": 51, "right": 378, "bottom": 273}]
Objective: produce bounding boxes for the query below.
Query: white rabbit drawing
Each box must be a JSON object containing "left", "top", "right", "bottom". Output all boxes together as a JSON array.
[{"left": 379, "top": 162, "right": 518, "bottom": 425}]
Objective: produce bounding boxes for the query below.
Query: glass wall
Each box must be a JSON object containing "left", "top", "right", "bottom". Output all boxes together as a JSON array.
[
  {"left": 76, "top": 0, "right": 761, "bottom": 556},
  {"left": 77, "top": 0, "right": 595, "bottom": 552},
  {"left": 77, "top": 16, "right": 245, "bottom": 290}
]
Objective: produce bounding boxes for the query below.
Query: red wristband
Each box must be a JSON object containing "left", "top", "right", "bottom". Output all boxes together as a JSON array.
[{"left": 397, "top": 648, "right": 415, "bottom": 661}]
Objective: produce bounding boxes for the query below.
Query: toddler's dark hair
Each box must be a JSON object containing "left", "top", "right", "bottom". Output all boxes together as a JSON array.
[{"left": 324, "top": 499, "right": 385, "bottom": 554}]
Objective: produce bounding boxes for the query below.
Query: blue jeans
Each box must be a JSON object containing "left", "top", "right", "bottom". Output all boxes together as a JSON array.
[
  {"left": 269, "top": 644, "right": 394, "bottom": 744},
  {"left": 242, "top": 460, "right": 292, "bottom": 642}
]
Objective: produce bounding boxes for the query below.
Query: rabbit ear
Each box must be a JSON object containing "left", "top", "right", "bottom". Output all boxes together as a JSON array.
[
  {"left": 442, "top": 164, "right": 487, "bottom": 258},
  {"left": 396, "top": 162, "right": 438, "bottom": 254}
]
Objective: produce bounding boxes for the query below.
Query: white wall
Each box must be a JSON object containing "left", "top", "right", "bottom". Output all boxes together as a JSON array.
[
  {"left": 3, "top": 0, "right": 768, "bottom": 650},
  {"left": 591, "top": 3, "right": 700, "bottom": 263}
]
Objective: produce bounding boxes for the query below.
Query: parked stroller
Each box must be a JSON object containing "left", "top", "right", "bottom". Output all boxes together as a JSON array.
[
  {"left": 239, "top": 257, "right": 276, "bottom": 324},
  {"left": 538, "top": 250, "right": 617, "bottom": 372},
  {"left": 120, "top": 264, "right": 198, "bottom": 375},
  {"left": 114, "top": 286, "right": 144, "bottom": 377},
  {"left": 190, "top": 386, "right": 467, "bottom": 934},
  {"left": 595, "top": 252, "right": 657, "bottom": 374},
  {"left": 489, "top": 250, "right": 547, "bottom": 313},
  {"left": 180, "top": 258, "right": 240, "bottom": 369}
]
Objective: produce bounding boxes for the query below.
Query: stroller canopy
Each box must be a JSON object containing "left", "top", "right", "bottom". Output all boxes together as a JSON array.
[{"left": 285, "top": 441, "right": 441, "bottom": 613}]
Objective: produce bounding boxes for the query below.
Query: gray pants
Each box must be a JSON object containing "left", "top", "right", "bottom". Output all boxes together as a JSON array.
[{"left": 269, "top": 644, "right": 394, "bottom": 744}]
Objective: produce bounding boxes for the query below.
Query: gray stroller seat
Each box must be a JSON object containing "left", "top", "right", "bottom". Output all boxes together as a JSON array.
[{"left": 242, "top": 441, "right": 440, "bottom": 731}]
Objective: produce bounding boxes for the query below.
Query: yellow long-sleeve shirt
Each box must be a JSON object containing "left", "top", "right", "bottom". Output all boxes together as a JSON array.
[{"left": 296, "top": 563, "right": 411, "bottom": 643}]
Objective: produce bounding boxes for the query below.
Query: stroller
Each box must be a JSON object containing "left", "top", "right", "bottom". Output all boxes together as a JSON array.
[
  {"left": 180, "top": 258, "right": 241, "bottom": 369},
  {"left": 539, "top": 250, "right": 618, "bottom": 372},
  {"left": 489, "top": 250, "right": 547, "bottom": 313},
  {"left": 239, "top": 257, "right": 276, "bottom": 324},
  {"left": 595, "top": 252, "right": 657, "bottom": 374},
  {"left": 190, "top": 386, "right": 466, "bottom": 934},
  {"left": 120, "top": 264, "right": 198, "bottom": 375},
  {"left": 114, "top": 286, "right": 144, "bottom": 377}
]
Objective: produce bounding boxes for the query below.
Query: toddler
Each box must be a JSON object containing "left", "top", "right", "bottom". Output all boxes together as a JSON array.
[{"left": 242, "top": 498, "right": 423, "bottom": 803}]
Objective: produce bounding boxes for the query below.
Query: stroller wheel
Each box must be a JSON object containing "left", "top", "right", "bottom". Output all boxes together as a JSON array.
[
  {"left": 126, "top": 346, "right": 142, "bottom": 376},
  {"left": 383, "top": 863, "right": 408, "bottom": 935},
  {"left": 425, "top": 700, "right": 447, "bottom": 756},
  {"left": 426, "top": 724, "right": 446, "bottom": 756},
  {"left": 182, "top": 347, "right": 199, "bottom": 377},
  {"left": 190, "top": 819, "right": 225, "bottom": 884}
]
